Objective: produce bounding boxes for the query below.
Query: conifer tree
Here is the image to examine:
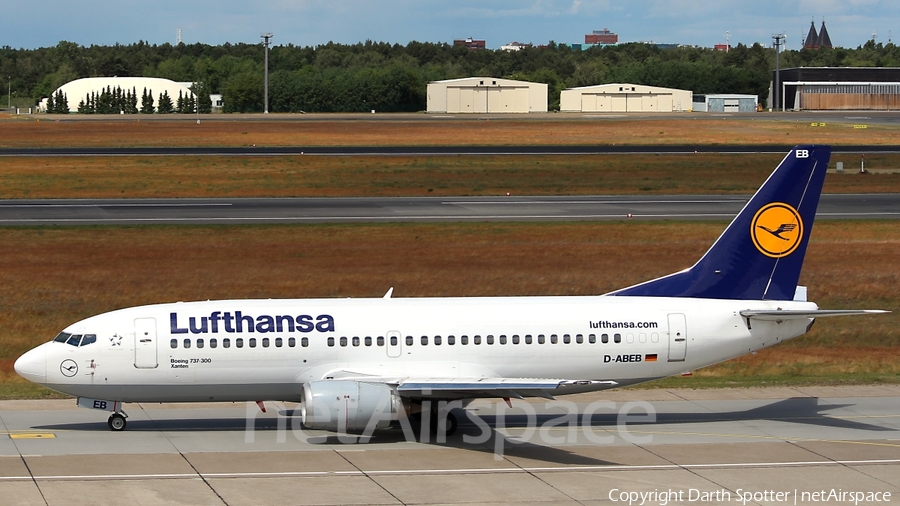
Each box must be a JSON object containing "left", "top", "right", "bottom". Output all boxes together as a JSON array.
[
  {"left": 140, "top": 88, "right": 154, "bottom": 113},
  {"left": 46, "top": 93, "right": 55, "bottom": 113},
  {"left": 157, "top": 90, "right": 174, "bottom": 114},
  {"left": 176, "top": 90, "right": 184, "bottom": 113},
  {"left": 56, "top": 90, "right": 69, "bottom": 113}
]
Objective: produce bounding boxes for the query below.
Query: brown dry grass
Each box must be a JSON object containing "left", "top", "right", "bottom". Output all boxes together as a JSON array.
[
  {"left": 1, "top": 221, "right": 897, "bottom": 392},
  {"left": 3, "top": 117, "right": 900, "bottom": 147},
  {"left": 2, "top": 153, "right": 898, "bottom": 198}
]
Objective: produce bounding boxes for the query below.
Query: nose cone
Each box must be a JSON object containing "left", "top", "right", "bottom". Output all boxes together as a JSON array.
[{"left": 14, "top": 345, "right": 47, "bottom": 384}]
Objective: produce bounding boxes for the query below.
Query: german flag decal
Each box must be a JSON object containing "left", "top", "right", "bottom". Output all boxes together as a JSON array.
[{"left": 645, "top": 354, "right": 658, "bottom": 362}]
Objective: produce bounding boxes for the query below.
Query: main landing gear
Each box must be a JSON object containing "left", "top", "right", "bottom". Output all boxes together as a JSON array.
[{"left": 108, "top": 412, "right": 128, "bottom": 431}]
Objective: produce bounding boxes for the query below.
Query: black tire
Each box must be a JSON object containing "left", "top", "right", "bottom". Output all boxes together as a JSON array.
[
  {"left": 108, "top": 413, "right": 127, "bottom": 431},
  {"left": 430, "top": 411, "right": 458, "bottom": 437}
]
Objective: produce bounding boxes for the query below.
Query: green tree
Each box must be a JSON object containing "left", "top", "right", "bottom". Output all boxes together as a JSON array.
[
  {"left": 157, "top": 90, "right": 174, "bottom": 113},
  {"left": 222, "top": 72, "right": 262, "bottom": 112},
  {"left": 140, "top": 87, "right": 154, "bottom": 113}
]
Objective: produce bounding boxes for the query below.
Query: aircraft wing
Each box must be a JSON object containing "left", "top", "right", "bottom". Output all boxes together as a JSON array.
[
  {"left": 323, "top": 370, "right": 617, "bottom": 399},
  {"left": 741, "top": 309, "right": 889, "bottom": 322}
]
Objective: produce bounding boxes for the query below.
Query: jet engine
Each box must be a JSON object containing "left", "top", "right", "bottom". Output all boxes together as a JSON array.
[{"left": 301, "top": 380, "right": 401, "bottom": 433}]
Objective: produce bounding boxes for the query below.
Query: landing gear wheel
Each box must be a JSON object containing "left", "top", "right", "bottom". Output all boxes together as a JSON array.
[
  {"left": 108, "top": 413, "right": 127, "bottom": 431},
  {"left": 430, "top": 410, "right": 458, "bottom": 437}
]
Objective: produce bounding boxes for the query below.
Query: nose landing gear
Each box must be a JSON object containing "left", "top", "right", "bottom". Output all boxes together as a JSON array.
[{"left": 108, "top": 412, "right": 128, "bottom": 431}]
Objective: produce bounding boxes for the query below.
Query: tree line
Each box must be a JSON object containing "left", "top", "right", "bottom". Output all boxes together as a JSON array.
[{"left": 3, "top": 39, "right": 900, "bottom": 112}]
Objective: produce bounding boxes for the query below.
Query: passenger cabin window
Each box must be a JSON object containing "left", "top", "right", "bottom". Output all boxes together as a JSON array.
[
  {"left": 170, "top": 339, "right": 177, "bottom": 349},
  {"left": 262, "top": 338, "right": 269, "bottom": 348},
  {"left": 421, "top": 336, "right": 428, "bottom": 346},
  {"left": 448, "top": 335, "right": 455, "bottom": 345},
  {"left": 550, "top": 334, "right": 558, "bottom": 344},
  {"left": 340, "top": 337, "right": 347, "bottom": 347},
  {"left": 249, "top": 338, "right": 257, "bottom": 348},
  {"left": 563, "top": 334, "right": 571, "bottom": 344},
  {"left": 474, "top": 335, "right": 482, "bottom": 345},
  {"left": 352, "top": 336, "right": 360, "bottom": 347},
  {"left": 576, "top": 334, "right": 583, "bottom": 344},
  {"left": 486, "top": 335, "right": 494, "bottom": 345},
  {"left": 183, "top": 338, "right": 191, "bottom": 349},
  {"left": 210, "top": 338, "right": 217, "bottom": 348},
  {"left": 614, "top": 333, "right": 622, "bottom": 343},
  {"left": 365, "top": 336, "right": 372, "bottom": 346},
  {"left": 377, "top": 336, "right": 385, "bottom": 346},
  {"left": 589, "top": 334, "right": 596, "bottom": 344},
  {"left": 275, "top": 337, "right": 282, "bottom": 347},
  {"left": 461, "top": 335, "right": 469, "bottom": 345},
  {"left": 197, "top": 338, "right": 204, "bottom": 349},
  {"left": 434, "top": 335, "right": 442, "bottom": 345},
  {"left": 223, "top": 338, "right": 231, "bottom": 348},
  {"left": 538, "top": 334, "right": 545, "bottom": 344},
  {"left": 499, "top": 335, "right": 507, "bottom": 345},
  {"left": 327, "top": 337, "right": 334, "bottom": 347},
  {"left": 236, "top": 338, "right": 244, "bottom": 348},
  {"left": 406, "top": 336, "right": 413, "bottom": 346},
  {"left": 602, "top": 333, "right": 609, "bottom": 344},
  {"left": 299, "top": 337, "right": 306, "bottom": 348},
  {"left": 525, "top": 334, "right": 532, "bottom": 344},
  {"left": 512, "top": 335, "right": 520, "bottom": 345},
  {"left": 390, "top": 336, "right": 397, "bottom": 346}
]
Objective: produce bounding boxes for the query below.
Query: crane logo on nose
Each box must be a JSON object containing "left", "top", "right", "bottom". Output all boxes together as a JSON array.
[{"left": 60, "top": 359, "right": 78, "bottom": 377}]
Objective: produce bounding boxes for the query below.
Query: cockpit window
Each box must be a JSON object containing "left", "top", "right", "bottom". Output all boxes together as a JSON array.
[{"left": 55, "top": 332, "right": 97, "bottom": 347}]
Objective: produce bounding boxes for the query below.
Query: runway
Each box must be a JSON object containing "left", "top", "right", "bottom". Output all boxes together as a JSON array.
[
  {"left": 1, "top": 385, "right": 898, "bottom": 505},
  {"left": 2, "top": 144, "right": 900, "bottom": 157},
  {"left": 1, "top": 194, "right": 898, "bottom": 225}
]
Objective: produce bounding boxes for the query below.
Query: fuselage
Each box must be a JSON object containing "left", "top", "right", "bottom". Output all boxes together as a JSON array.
[{"left": 15, "top": 294, "right": 816, "bottom": 403}]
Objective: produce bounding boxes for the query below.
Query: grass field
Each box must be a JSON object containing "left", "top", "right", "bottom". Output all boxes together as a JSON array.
[
  {"left": 1, "top": 221, "right": 896, "bottom": 398},
  {"left": 1, "top": 153, "right": 898, "bottom": 198},
  {"left": 3, "top": 116, "right": 900, "bottom": 148}
]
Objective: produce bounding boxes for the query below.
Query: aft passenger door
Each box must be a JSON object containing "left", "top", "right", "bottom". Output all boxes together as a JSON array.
[
  {"left": 134, "top": 318, "right": 158, "bottom": 368},
  {"left": 667, "top": 313, "right": 687, "bottom": 362}
]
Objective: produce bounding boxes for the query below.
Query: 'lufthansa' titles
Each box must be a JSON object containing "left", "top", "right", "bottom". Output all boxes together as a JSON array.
[{"left": 170, "top": 311, "right": 335, "bottom": 334}]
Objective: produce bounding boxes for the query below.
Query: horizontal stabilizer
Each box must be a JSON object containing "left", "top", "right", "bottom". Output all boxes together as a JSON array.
[{"left": 740, "top": 309, "right": 890, "bottom": 321}]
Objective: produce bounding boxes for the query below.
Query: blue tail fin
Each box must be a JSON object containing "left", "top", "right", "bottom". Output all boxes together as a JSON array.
[{"left": 611, "top": 145, "right": 831, "bottom": 300}]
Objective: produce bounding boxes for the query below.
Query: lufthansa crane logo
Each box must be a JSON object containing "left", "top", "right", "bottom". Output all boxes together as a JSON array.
[
  {"left": 751, "top": 202, "right": 803, "bottom": 258},
  {"left": 60, "top": 359, "right": 78, "bottom": 377}
]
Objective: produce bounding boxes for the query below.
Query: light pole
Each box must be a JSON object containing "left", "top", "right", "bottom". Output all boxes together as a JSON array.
[
  {"left": 7, "top": 77, "right": 10, "bottom": 110},
  {"left": 772, "top": 33, "right": 785, "bottom": 111},
  {"left": 261, "top": 33, "right": 273, "bottom": 114}
]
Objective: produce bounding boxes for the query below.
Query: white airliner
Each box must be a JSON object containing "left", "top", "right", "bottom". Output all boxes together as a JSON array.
[{"left": 15, "top": 145, "right": 886, "bottom": 434}]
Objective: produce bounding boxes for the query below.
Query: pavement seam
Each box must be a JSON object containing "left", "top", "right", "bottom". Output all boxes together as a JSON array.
[
  {"left": 329, "top": 445, "right": 407, "bottom": 506},
  {"left": 137, "top": 403, "right": 230, "bottom": 506},
  {"left": 0, "top": 411, "right": 49, "bottom": 506}
]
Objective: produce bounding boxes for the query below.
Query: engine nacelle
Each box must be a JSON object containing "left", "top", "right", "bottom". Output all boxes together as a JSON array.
[{"left": 301, "top": 380, "right": 401, "bottom": 433}]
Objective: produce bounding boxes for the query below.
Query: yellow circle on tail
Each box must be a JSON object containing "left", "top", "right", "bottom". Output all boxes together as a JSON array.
[{"left": 750, "top": 203, "right": 803, "bottom": 258}]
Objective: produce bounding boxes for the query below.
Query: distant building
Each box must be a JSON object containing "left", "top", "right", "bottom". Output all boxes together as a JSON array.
[
  {"left": 714, "top": 44, "right": 730, "bottom": 51},
  {"left": 454, "top": 38, "right": 486, "bottom": 50},
  {"left": 772, "top": 67, "right": 900, "bottom": 111},
  {"left": 560, "top": 83, "right": 692, "bottom": 113},
  {"left": 501, "top": 42, "right": 530, "bottom": 52},
  {"left": 692, "top": 94, "right": 758, "bottom": 112},
  {"left": 427, "top": 77, "right": 548, "bottom": 113},
  {"left": 585, "top": 28, "right": 618, "bottom": 45},
  {"left": 803, "top": 20, "right": 832, "bottom": 50},
  {"left": 40, "top": 77, "right": 195, "bottom": 113}
]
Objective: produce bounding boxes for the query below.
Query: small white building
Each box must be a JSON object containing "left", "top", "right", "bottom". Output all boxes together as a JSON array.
[
  {"left": 560, "top": 83, "right": 692, "bottom": 113},
  {"left": 41, "top": 77, "right": 196, "bottom": 113},
  {"left": 427, "top": 77, "right": 547, "bottom": 113},
  {"left": 692, "top": 94, "right": 758, "bottom": 112}
]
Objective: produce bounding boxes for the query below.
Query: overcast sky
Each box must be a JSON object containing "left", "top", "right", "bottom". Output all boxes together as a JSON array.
[{"left": 4, "top": 1, "right": 899, "bottom": 51}]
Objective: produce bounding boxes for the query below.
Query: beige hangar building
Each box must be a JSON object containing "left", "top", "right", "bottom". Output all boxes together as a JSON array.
[
  {"left": 560, "top": 83, "right": 692, "bottom": 113},
  {"left": 427, "top": 77, "right": 548, "bottom": 113}
]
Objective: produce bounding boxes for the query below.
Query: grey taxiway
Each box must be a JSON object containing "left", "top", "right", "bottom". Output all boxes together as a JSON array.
[
  {"left": 1, "top": 193, "right": 898, "bottom": 226},
  {"left": 1, "top": 386, "right": 898, "bottom": 505}
]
